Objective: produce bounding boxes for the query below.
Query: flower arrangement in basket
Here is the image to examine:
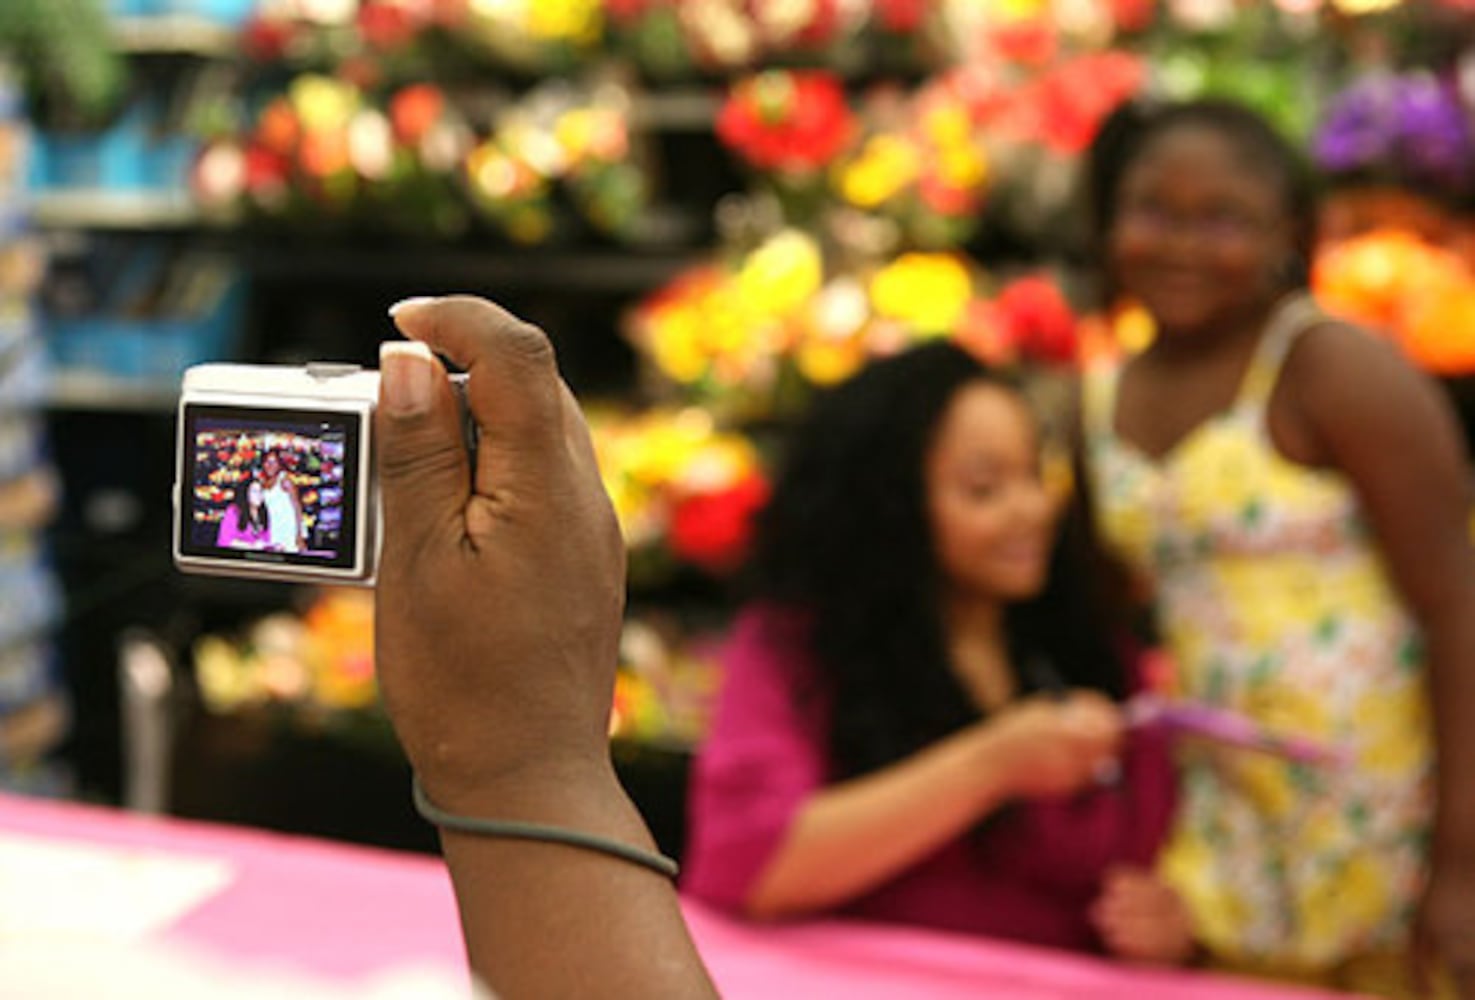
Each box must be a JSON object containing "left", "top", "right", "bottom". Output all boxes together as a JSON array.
[
  {"left": 1313, "top": 70, "right": 1474, "bottom": 202},
  {"left": 628, "top": 227, "right": 1088, "bottom": 418},
  {"left": 1314, "top": 227, "right": 1475, "bottom": 376},
  {"left": 193, "top": 588, "right": 387, "bottom": 749},
  {"left": 589, "top": 405, "right": 771, "bottom": 580},
  {"left": 463, "top": 81, "right": 649, "bottom": 244},
  {"left": 192, "top": 76, "right": 474, "bottom": 235}
]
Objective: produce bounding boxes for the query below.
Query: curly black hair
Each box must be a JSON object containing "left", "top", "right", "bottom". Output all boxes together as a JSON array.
[
  {"left": 746, "top": 341, "right": 1129, "bottom": 780},
  {"left": 1086, "top": 97, "right": 1317, "bottom": 293}
]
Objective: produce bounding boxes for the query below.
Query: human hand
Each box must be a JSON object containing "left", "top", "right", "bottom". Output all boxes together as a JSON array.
[
  {"left": 1413, "top": 857, "right": 1475, "bottom": 998},
  {"left": 1091, "top": 866, "right": 1197, "bottom": 966},
  {"left": 373, "top": 296, "right": 627, "bottom": 812},
  {"left": 987, "top": 690, "right": 1124, "bottom": 799}
]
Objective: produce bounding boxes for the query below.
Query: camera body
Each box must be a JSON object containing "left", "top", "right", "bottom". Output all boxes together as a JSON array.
[{"left": 173, "top": 361, "right": 470, "bottom": 586}]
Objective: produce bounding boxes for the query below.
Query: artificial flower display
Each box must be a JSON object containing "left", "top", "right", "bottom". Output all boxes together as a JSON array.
[
  {"left": 463, "top": 82, "right": 649, "bottom": 243},
  {"left": 192, "top": 76, "right": 474, "bottom": 234},
  {"left": 193, "top": 74, "right": 646, "bottom": 241},
  {"left": 717, "top": 70, "right": 858, "bottom": 177},
  {"left": 611, "top": 616, "right": 723, "bottom": 747},
  {"left": 628, "top": 241, "right": 1090, "bottom": 416},
  {"left": 194, "top": 589, "right": 717, "bottom": 750},
  {"left": 1313, "top": 71, "right": 1474, "bottom": 198},
  {"left": 1314, "top": 227, "right": 1475, "bottom": 375},
  {"left": 193, "top": 588, "right": 378, "bottom": 720},
  {"left": 589, "top": 406, "right": 770, "bottom": 577}
]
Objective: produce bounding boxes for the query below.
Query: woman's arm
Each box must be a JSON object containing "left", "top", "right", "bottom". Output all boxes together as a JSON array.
[
  {"left": 1288, "top": 324, "right": 1475, "bottom": 994},
  {"left": 374, "top": 299, "right": 716, "bottom": 998},
  {"left": 747, "top": 693, "right": 1122, "bottom": 919}
]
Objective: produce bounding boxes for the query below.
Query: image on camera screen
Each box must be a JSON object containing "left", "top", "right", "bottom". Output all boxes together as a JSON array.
[{"left": 179, "top": 404, "right": 362, "bottom": 570}]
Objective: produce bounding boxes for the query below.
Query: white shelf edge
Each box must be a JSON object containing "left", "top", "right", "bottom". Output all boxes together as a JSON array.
[
  {"left": 46, "top": 372, "right": 179, "bottom": 412},
  {"left": 112, "top": 15, "right": 239, "bottom": 56},
  {"left": 29, "top": 191, "right": 200, "bottom": 229}
]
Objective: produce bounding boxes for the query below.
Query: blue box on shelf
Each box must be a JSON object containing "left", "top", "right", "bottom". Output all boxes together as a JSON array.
[
  {"left": 31, "top": 100, "right": 199, "bottom": 194},
  {"left": 46, "top": 274, "right": 247, "bottom": 384},
  {"left": 155, "top": 0, "right": 259, "bottom": 25}
]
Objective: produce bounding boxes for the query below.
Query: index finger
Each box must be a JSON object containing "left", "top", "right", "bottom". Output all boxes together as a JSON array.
[{"left": 389, "top": 295, "right": 566, "bottom": 466}]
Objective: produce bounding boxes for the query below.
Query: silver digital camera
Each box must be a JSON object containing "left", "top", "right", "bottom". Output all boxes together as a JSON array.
[{"left": 172, "top": 361, "right": 471, "bottom": 586}]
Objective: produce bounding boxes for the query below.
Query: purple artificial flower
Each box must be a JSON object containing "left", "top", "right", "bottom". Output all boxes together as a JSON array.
[
  {"left": 1314, "top": 72, "right": 1475, "bottom": 195},
  {"left": 1391, "top": 76, "right": 1473, "bottom": 189},
  {"left": 1314, "top": 75, "right": 1399, "bottom": 174}
]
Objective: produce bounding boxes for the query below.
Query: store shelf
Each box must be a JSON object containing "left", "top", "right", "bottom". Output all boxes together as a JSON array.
[
  {"left": 30, "top": 191, "right": 200, "bottom": 230},
  {"left": 242, "top": 244, "right": 697, "bottom": 292},
  {"left": 631, "top": 90, "right": 721, "bottom": 131},
  {"left": 45, "top": 372, "right": 179, "bottom": 413},
  {"left": 112, "top": 15, "right": 239, "bottom": 57}
]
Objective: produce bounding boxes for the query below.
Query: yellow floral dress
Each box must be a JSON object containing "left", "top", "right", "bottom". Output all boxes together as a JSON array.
[{"left": 1083, "top": 295, "right": 1434, "bottom": 973}]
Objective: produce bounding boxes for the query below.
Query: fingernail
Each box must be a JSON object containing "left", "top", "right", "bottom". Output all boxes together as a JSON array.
[
  {"left": 388, "top": 296, "right": 436, "bottom": 319},
  {"left": 380, "top": 341, "right": 434, "bottom": 415}
]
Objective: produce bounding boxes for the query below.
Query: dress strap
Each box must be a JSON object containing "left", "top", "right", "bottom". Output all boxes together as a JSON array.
[
  {"left": 1081, "top": 361, "right": 1123, "bottom": 444},
  {"left": 1236, "top": 292, "right": 1327, "bottom": 410}
]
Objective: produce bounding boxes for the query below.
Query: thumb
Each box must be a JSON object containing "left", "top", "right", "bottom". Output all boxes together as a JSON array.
[{"left": 376, "top": 340, "right": 471, "bottom": 564}]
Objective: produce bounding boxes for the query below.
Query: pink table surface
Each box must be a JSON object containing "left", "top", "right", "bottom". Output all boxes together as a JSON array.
[{"left": 0, "top": 794, "right": 1353, "bottom": 998}]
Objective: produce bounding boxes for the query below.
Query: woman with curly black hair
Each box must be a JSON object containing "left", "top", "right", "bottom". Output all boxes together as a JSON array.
[{"left": 682, "top": 341, "right": 1174, "bottom": 952}]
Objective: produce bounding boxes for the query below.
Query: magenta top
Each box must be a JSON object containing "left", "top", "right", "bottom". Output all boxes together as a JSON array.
[
  {"left": 682, "top": 606, "right": 1177, "bottom": 953},
  {"left": 216, "top": 507, "right": 269, "bottom": 549}
]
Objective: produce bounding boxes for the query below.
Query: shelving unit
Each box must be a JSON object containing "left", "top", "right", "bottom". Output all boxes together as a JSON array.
[
  {"left": 45, "top": 371, "right": 178, "bottom": 412},
  {"left": 30, "top": 190, "right": 199, "bottom": 229},
  {"left": 111, "top": 15, "right": 238, "bottom": 57}
]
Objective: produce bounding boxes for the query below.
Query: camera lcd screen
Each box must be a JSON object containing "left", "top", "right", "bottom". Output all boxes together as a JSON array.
[{"left": 178, "top": 403, "right": 363, "bottom": 571}]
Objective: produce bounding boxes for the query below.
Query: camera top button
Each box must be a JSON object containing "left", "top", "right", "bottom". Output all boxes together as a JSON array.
[{"left": 306, "top": 362, "right": 363, "bottom": 380}]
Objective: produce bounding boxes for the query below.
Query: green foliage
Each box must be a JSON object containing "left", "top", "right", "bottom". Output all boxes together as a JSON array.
[{"left": 0, "top": 0, "right": 125, "bottom": 125}]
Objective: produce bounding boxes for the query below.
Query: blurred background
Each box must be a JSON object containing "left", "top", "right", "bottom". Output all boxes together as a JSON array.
[{"left": 0, "top": 0, "right": 1471, "bottom": 861}]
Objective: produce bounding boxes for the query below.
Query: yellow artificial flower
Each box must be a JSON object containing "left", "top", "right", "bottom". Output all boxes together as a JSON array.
[
  {"left": 646, "top": 301, "right": 710, "bottom": 384},
  {"left": 922, "top": 101, "right": 973, "bottom": 150},
  {"left": 796, "top": 335, "right": 867, "bottom": 385},
  {"left": 1331, "top": 0, "right": 1401, "bottom": 12},
  {"left": 289, "top": 75, "right": 361, "bottom": 135},
  {"left": 869, "top": 253, "right": 974, "bottom": 334},
  {"left": 1115, "top": 302, "right": 1155, "bottom": 353},
  {"left": 526, "top": 0, "right": 603, "bottom": 44},
  {"left": 935, "top": 143, "right": 988, "bottom": 192},
  {"left": 837, "top": 134, "right": 922, "bottom": 208},
  {"left": 737, "top": 230, "right": 824, "bottom": 320}
]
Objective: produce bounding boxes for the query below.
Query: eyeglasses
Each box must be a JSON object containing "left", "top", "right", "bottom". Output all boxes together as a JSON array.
[{"left": 1114, "top": 199, "right": 1272, "bottom": 244}]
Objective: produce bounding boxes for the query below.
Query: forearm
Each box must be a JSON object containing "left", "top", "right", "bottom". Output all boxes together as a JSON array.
[
  {"left": 1425, "top": 591, "right": 1475, "bottom": 866},
  {"left": 746, "top": 723, "right": 1012, "bottom": 919},
  {"left": 432, "top": 760, "right": 716, "bottom": 999}
]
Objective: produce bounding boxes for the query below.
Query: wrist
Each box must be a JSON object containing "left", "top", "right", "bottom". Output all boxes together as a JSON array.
[
  {"left": 964, "top": 723, "right": 1021, "bottom": 808},
  {"left": 415, "top": 746, "right": 623, "bottom": 820}
]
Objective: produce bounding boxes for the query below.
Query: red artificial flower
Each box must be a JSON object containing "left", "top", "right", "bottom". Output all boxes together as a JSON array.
[
  {"left": 389, "top": 84, "right": 445, "bottom": 146},
  {"left": 1008, "top": 52, "right": 1144, "bottom": 154},
  {"left": 670, "top": 474, "right": 771, "bottom": 575},
  {"left": 243, "top": 144, "right": 290, "bottom": 191},
  {"left": 604, "top": 0, "right": 653, "bottom": 21},
  {"left": 242, "top": 14, "right": 296, "bottom": 62},
  {"left": 300, "top": 128, "right": 352, "bottom": 178},
  {"left": 753, "top": 0, "right": 842, "bottom": 49},
  {"left": 1108, "top": 0, "right": 1157, "bottom": 33},
  {"left": 918, "top": 173, "right": 981, "bottom": 217},
  {"left": 255, "top": 99, "right": 301, "bottom": 157},
  {"left": 873, "top": 0, "right": 930, "bottom": 33},
  {"left": 338, "top": 55, "right": 385, "bottom": 91},
  {"left": 430, "top": 0, "right": 473, "bottom": 26},
  {"left": 358, "top": 1, "right": 421, "bottom": 51},
  {"left": 991, "top": 17, "right": 1057, "bottom": 67},
  {"left": 716, "top": 71, "right": 857, "bottom": 174},
  {"left": 995, "top": 276, "right": 1079, "bottom": 365}
]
